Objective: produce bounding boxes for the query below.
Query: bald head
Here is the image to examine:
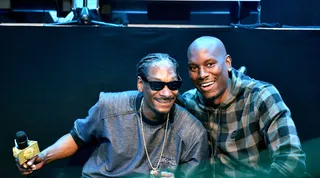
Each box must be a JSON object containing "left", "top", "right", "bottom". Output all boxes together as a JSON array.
[
  {"left": 186, "top": 36, "right": 232, "bottom": 104},
  {"left": 187, "top": 36, "right": 227, "bottom": 59}
]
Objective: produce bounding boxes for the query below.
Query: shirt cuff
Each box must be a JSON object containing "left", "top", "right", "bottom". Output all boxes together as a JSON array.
[{"left": 70, "top": 128, "right": 86, "bottom": 148}]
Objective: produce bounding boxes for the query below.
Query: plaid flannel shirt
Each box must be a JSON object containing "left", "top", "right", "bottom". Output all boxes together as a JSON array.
[{"left": 180, "top": 68, "right": 306, "bottom": 178}]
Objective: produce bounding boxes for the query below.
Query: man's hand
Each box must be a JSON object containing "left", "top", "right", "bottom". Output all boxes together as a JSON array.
[
  {"left": 15, "top": 134, "right": 78, "bottom": 175},
  {"left": 16, "top": 153, "right": 45, "bottom": 175},
  {"left": 150, "top": 170, "right": 175, "bottom": 178},
  {"left": 160, "top": 171, "right": 175, "bottom": 178}
]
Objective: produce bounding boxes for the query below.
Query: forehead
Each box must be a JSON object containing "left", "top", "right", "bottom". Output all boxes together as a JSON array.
[
  {"left": 147, "top": 60, "right": 177, "bottom": 79},
  {"left": 189, "top": 47, "right": 219, "bottom": 63}
]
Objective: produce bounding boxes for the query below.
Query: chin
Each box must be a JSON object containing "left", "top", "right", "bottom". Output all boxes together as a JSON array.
[
  {"left": 155, "top": 107, "right": 171, "bottom": 115},
  {"left": 153, "top": 101, "right": 174, "bottom": 113},
  {"left": 201, "top": 91, "right": 218, "bottom": 100}
]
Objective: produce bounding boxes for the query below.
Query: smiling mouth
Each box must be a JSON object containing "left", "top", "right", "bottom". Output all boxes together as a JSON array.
[
  {"left": 200, "top": 81, "right": 215, "bottom": 87},
  {"left": 155, "top": 98, "right": 174, "bottom": 104}
]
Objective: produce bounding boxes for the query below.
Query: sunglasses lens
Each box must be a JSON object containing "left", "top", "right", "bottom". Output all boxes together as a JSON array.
[
  {"left": 147, "top": 81, "right": 182, "bottom": 91},
  {"left": 167, "top": 81, "right": 182, "bottom": 90},
  {"left": 149, "top": 82, "right": 165, "bottom": 91}
]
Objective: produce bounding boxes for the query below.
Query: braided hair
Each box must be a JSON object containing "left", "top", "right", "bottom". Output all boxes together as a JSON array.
[{"left": 136, "top": 53, "right": 180, "bottom": 80}]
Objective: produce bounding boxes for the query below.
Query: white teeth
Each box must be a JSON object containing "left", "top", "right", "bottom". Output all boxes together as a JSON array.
[
  {"left": 156, "top": 99, "right": 172, "bottom": 103},
  {"left": 201, "top": 82, "right": 215, "bottom": 87}
]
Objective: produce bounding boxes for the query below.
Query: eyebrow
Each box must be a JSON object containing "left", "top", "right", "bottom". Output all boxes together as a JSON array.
[
  {"left": 204, "top": 58, "right": 217, "bottom": 62},
  {"left": 189, "top": 58, "right": 217, "bottom": 65},
  {"left": 147, "top": 77, "right": 178, "bottom": 81}
]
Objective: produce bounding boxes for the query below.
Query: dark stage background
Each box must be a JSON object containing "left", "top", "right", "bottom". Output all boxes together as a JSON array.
[
  {"left": 261, "top": 0, "right": 320, "bottom": 26},
  {"left": 1, "top": 26, "right": 320, "bottom": 177}
]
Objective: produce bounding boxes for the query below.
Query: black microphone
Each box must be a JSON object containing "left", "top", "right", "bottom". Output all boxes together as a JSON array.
[
  {"left": 13, "top": 131, "right": 40, "bottom": 165},
  {"left": 16, "top": 131, "right": 29, "bottom": 149}
]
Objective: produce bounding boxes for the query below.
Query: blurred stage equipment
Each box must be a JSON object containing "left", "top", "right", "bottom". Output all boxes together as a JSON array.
[
  {"left": 229, "top": 0, "right": 261, "bottom": 25},
  {"left": 51, "top": 0, "right": 124, "bottom": 26},
  {"left": 0, "top": 0, "right": 125, "bottom": 26},
  {"left": 121, "top": 0, "right": 261, "bottom": 26},
  {"left": 2, "top": 0, "right": 266, "bottom": 27},
  {"left": 147, "top": 1, "right": 190, "bottom": 23},
  {"left": 229, "top": 0, "right": 280, "bottom": 28},
  {"left": 0, "top": 0, "right": 10, "bottom": 9}
]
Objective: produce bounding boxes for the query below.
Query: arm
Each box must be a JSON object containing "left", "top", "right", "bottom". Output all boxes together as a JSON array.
[
  {"left": 18, "top": 133, "right": 78, "bottom": 175},
  {"left": 40, "top": 133, "right": 78, "bottom": 164},
  {"left": 177, "top": 129, "right": 210, "bottom": 178},
  {"left": 256, "top": 85, "right": 306, "bottom": 177},
  {"left": 18, "top": 94, "right": 105, "bottom": 175}
]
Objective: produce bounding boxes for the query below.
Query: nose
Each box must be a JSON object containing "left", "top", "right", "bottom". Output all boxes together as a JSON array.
[
  {"left": 198, "top": 67, "right": 209, "bottom": 79},
  {"left": 159, "top": 85, "right": 173, "bottom": 97}
]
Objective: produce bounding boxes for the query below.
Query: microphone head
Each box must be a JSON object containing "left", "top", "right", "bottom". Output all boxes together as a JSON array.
[{"left": 15, "top": 131, "right": 29, "bottom": 149}]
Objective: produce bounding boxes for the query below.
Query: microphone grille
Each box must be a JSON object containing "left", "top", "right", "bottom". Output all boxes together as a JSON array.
[{"left": 16, "top": 131, "right": 28, "bottom": 143}]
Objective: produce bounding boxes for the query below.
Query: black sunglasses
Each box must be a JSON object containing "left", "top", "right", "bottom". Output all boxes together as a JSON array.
[{"left": 141, "top": 76, "right": 182, "bottom": 91}]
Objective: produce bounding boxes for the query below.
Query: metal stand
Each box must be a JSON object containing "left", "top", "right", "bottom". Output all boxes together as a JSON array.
[
  {"left": 235, "top": 1, "right": 261, "bottom": 24},
  {"left": 237, "top": 1, "right": 242, "bottom": 24},
  {"left": 257, "top": 1, "right": 261, "bottom": 24},
  {"left": 48, "top": 0, "right": 123, "bottom": 27},
  {"left": 231, "top": 0, "right": 280, "bottom": 29}
]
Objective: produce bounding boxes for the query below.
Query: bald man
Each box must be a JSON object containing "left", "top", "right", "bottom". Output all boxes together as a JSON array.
[{"left": 179, "top": 36, "right": 307, "bottom": 178}]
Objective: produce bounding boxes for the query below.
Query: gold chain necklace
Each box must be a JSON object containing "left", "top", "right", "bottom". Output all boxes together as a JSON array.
[{"left": 139, "top": 99, "right": 169, "bottom": 176}]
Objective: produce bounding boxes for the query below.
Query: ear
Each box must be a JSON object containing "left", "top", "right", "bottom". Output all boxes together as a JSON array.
[
  {"left": 225, "top": 54, "right": 232, "bottom": 68},
  {"left": 137, "top": 76, "right": 143, "bottom": 92}
]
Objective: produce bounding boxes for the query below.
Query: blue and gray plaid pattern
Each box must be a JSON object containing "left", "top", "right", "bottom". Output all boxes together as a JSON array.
[{"left": 181, "top": 68, "right": 306, "bottom": 178}]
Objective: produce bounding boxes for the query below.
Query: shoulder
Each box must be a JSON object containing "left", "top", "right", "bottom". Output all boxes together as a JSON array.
[
  {"left": 98, "top": 90, "right": 139, "bottom": 102},
  {"left": 172, "top": 104, "right": 207, "bottom": 141},
  {"left": 180, "top": 89, "right": 200, "bottom": 110},
  {"left": 248, "top": 80, "right": 282, "bottom": 100},
  {"left": 97, "top": 90, "right": 140, "bottom": 116},
  {"left": 182, "top": 88, "right": 198, "bottom": 100},
  {"left": 242, "top": 79, "right": 289, "bottom": 113},
  {"left": 238, "top": 74, "right": 281, "bottom": 99}
]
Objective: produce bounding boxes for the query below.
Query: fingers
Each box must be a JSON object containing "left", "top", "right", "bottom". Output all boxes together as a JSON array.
[
  {"left": 30, "top": 164, "right": 37, "bottom": 170},
  {"left": 16, "top": 162, "right": 33, "bottom": 175},
  {"left": 27, "top": 156, "right": 38, "bottom": 166},
  {"left": 21, "top": 170, "right": 33, "bottom": 175},
  {"left": 161, "top": 171, "right": 175, "bottom": 178},
  {"left": 16, "top": 155, "right": 40, "bottom": 175},
  {"left": 27, "top": 155, "right": 44, "bottom": 171}
]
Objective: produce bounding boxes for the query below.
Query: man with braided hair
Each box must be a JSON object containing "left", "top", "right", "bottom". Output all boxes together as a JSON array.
[{"left": 16, "top": 53, "right": 209, "bottom": 178}]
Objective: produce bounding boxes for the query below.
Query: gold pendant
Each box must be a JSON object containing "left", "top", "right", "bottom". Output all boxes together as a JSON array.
[{"left": 150, "top": 170, "right": 159, "bottom": 178}]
